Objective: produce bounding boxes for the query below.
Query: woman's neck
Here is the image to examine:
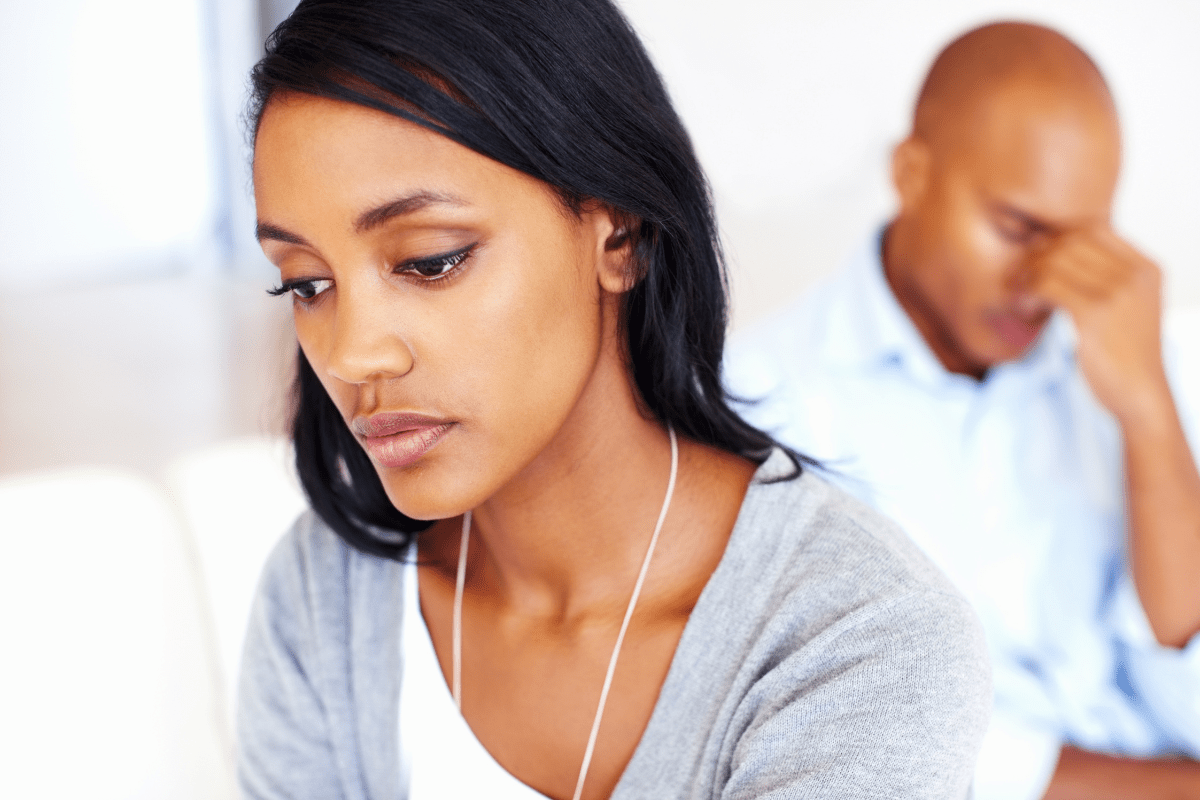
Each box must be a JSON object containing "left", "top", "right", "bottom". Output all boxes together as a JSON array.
[{"left": 460, "top": 345, "right": 677, "bottom": 620}]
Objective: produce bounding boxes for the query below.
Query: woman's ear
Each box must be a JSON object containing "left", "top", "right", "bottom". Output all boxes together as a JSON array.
[
  {"left": 891, "top": 136, "right": 931, "bottom": 212},
  {"left": 595, "top": 207, "right": 641, "bottom": 294}
]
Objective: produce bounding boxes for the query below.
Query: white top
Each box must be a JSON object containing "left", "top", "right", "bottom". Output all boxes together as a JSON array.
[
  {"left": 724, "top": 229, "right": 1200, "bottom": 800},
  {"left": 398, "top": 554, "right": 550, "bottom": 799}
]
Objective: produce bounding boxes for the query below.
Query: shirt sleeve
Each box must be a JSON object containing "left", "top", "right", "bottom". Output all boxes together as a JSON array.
[
  {"left": 237, "top": 528, "right": 347, "bottom": 800},
  {"left": 1110, "top": 572, "right": 1200, "bottom": 756},
  {"left": 1103, "top": 329, "right": 1200, "bottom": 757},
  {"left": 720, "top": 590, "right": 992, "bottom": 800}
]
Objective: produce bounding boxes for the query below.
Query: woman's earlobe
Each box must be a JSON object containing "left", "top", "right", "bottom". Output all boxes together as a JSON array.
[{"left": 598, "top": 250, "right": 639, "bottom": 293}]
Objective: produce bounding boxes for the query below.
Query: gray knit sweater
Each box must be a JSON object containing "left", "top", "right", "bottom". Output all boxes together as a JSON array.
[{"left": 238, "top": 450, "right": 990, "bottom": 799}]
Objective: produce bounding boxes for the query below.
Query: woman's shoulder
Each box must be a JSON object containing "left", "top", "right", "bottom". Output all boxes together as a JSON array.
[
  {"left": 256, "top": 509, "right": 404, "bottom": 608},
  {"left": 701, "top": 448, "right": 991, "bottom": 694},
  {"left": 247, "top": 509, "right": 406, "bottom": 673},
  {"left": 617, "top": 451, "right": 991, "bottom": 798},
  {"left": 239, "top": 510, "right": 406, "bottom": 800},
  {"left": 735, "top": 449, "right": 973, "bottom": 615}
]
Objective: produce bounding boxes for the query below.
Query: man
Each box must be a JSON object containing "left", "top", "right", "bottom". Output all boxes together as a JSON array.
[{"left": 725, "top": 22, "right": 1200, "bottom": 800}]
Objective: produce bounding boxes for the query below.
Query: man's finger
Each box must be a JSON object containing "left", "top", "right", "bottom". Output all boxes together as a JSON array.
[
  {"left": 1027, "top": 246, "right": 1121, "bottom": 300},
  {"left": 1090, "top": 225, "right": 1151, "bottom": 267}
]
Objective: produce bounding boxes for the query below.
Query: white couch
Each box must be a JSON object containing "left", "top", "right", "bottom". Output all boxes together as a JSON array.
[
  {"left": 0, "top": 308, "right": 1195, "bottom": 799},
  {"left": 0, "top": 439, "right": 304, "bottom": 800}
]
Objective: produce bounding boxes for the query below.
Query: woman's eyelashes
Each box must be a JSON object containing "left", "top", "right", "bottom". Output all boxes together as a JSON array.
[
  {"left": 266, "top": 244, "right": 477, "bottom": 302},
  {"left": 394, "top": 243, "right": 476, "bottom": 281},
  {"left": 267, "top": 278, "right": 333, "bottom": 302}
]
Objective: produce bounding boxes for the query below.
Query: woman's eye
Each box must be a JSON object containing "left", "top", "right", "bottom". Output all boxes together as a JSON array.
[
  {"left": 398, "top": 246, "right": 475, "bottom": 280},
  {"left": 267, "top": 278, "right": 333, "bottom": 301}
]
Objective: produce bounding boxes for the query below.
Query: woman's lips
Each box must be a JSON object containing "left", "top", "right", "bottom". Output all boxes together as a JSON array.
[{"left": 351, "top": 413, "right": 453, "bottom": 469}]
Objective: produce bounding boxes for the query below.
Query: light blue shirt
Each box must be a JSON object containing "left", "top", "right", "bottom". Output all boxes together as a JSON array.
[{"left": 724, "top": 230, "right": 1200, "bottom": 800}]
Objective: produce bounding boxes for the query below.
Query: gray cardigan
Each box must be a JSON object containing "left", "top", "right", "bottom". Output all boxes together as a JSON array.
[{"left": 238, "top": 451, "right": 990, "bottom": 799}]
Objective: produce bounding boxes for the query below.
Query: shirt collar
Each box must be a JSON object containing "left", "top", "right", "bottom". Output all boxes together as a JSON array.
[
  {"left": 822, "top": 227, "right": 943, "bottom": 380},
  {"left": 825, "top": 225, "right": 1077, "bottom": 390}
]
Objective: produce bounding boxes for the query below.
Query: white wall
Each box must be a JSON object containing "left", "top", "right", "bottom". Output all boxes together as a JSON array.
[
  {"left": 0, "top": 0, "right": 220, "bottom": 288},
  {"left": 616, "top": 0, "right": 1200, "bottom": 329},
  {"left": 1, "top": 0, "right": 1195, "bottom": 317}
]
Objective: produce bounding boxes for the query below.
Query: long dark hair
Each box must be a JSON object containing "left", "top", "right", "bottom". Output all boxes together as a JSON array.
[{"left": 250, "top": 0, "right": 805, "bottom": 559}]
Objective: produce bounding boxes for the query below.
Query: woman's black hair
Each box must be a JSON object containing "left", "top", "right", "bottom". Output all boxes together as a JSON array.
[{"left": 250, "top": 0, "right": 809, "bottom": 559}]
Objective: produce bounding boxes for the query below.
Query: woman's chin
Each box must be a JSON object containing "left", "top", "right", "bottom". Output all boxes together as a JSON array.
[
  {"left": 381, "top": 485, "right": 459, "bottom": 523},
  {"left": 377, "top": 466, "right": 479, "bottom": 523}
]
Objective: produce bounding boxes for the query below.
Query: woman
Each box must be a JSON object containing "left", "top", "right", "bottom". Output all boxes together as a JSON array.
[{"left": 239, "top": 1, "right": 990, "bottom": 798}]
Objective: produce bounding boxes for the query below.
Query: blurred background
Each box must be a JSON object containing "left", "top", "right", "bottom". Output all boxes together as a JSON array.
[
  {"left": 0, "top": 0, "right": 1196, "bottom": 797},
  {"left": 1, "top": 0, "right": 1197, "bottom": 475}
]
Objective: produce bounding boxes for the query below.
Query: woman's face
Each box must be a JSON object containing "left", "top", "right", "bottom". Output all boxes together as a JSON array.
[{"left": 253, "top": 92, "right": 627, "bottom": 520}]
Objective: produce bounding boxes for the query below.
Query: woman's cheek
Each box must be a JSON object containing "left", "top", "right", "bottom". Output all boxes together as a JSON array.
[{"left": 470, "top": 249, "right": 601, "bottom": 454}]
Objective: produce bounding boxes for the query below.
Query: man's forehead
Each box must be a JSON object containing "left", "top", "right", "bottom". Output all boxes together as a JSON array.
[{"left": 945, "top": 82, "right": 1121, "bottom": 226}]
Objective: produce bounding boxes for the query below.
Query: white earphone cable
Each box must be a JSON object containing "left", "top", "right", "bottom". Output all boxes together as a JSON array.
[
  {"left": 452, "top": 509, "right": 471, "bottom": 710},
  {"left": 451, "top": 426, "right": 679, "bottom": 800}
]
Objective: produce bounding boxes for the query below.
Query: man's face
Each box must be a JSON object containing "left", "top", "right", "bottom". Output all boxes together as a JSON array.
[{"left": 890, "top": 85, "right": 1121, "bottom": 376}]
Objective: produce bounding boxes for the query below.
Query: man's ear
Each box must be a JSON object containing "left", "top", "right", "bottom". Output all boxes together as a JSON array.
[
  {"left": 892, "top": 136, "right": 931, "bottom": 212},
  {"left": 594, "top": 207, "right": 641, "bottom": 294}
]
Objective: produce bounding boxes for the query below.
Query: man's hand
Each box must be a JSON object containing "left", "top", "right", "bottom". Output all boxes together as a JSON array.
[
  {"left": 1044, "top": 747, "right": 1200, "bottom": 800},
  {"left": 1019, "top": 225, "right": 1200, "bottom": 648},
  {"left": 1021, "top": 225, "right": 1170, "bottom": 427}
]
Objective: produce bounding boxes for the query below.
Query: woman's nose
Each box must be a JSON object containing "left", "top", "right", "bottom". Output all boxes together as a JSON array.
[{"left": 324, "top": 283, "right": 414, "bottom": 385}]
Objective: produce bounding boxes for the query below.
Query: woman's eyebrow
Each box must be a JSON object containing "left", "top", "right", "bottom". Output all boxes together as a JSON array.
[
  {"left": 354, "top": 191, "right": 467, "bottom": 232},
  {"left": 254, "top": 192, "right": 468, "bottom": 246},
  {"left": 255, "top": 222, "right": 309, "bottom": 246}
]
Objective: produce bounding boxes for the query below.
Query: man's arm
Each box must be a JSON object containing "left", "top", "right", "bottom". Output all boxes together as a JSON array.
[
  {"left": 1027, "top": 229, "right": 1200, "bottom": 798},
  {"left": 1123, "top": 377, "right": 1200, "bottom": 648},
  {"left": 1043, "top": 747, "right": 1200, "bottom": 800},
  {"left": 1027, "top": 226, "right": 1200, "bottom": 647}
]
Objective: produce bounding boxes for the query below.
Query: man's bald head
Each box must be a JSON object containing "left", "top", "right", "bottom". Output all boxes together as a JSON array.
[
  {"left": 913, "top": 22, "right": 1119, "bottom": 155},
  {"left": 885, "top": 22, "right": 1125, "bottom": 378}
]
